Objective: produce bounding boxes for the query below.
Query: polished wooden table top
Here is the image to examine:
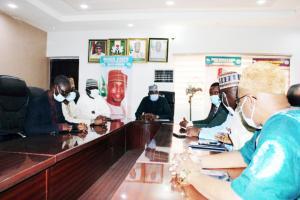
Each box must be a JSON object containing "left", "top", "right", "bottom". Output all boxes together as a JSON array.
[
  {"left": 0, "top": 120, "right": 127, "bottom": 193},
  {"left": 0, "top": 121, "right": 125, "bottom": 160},
  {"left": 112, "top": 124, "right": 210, "bottom": 200},
  {"left": 0, "top": 152, "right": 54, "bottom": 192}
]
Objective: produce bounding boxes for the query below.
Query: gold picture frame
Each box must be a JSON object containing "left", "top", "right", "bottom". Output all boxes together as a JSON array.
[{"left": 127, "top": 38, "right": 148, "bottom": 62}]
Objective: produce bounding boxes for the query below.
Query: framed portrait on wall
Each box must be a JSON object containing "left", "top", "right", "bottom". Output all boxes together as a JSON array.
[
  {"left": 148, "top": 38, "right": 169, "bottom": 62},
  {"left": 88, "top": 39, "right": 107, "bottom": 63},
  {"left": 127, "top": 38, "right": 148, "bottom": 62},
  {"left": 108, "top": 39, "right": 127, "bottom": 56}
]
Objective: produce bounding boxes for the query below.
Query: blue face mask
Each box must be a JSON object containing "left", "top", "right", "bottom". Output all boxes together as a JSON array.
[
  {"left": 150, "top": 94, "right": 159, "bottom": 101},
  {"left": 210, "top": 95, "right": 221, "bottom": 107},
  {"left": 53, "top": 93, "right": 65, "bottom": 102},
  {"left": 66, "top": 92, "right": 76, "bottom": 102}
]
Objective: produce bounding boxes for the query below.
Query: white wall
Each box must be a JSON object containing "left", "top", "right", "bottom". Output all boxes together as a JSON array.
[{"left": 47, "top": 27, "right": 300, "bottom": 120}]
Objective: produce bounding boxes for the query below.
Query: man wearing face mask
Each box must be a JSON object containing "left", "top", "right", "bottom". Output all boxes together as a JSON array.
[
  {"left": 61, "top": 78, "right": 90, "bottom": 125},
  {"left": 25, "top": 75, "right": 86, "bottom": 136},
  {"left": 180, "top": 63, "right": 300, "bottom": 200},
  {"left": 181, "top": 82, "right": 229, "bottom": 136},
  {"left": 75, "top": 79, "right": 111, "bottom": 125},
  {"left": 196, "top": 72, "right": 253, "bottom": 149},
  {"left": 135, "top": 84, "right": 172, "bottom": 121}
]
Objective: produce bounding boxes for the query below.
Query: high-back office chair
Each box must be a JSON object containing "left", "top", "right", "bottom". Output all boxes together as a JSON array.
[
  {"left": 28, "top": 86, "right": 45, "bottom": 99},
  {"left": 159, "top": 91, "right": 175, "bottom": 121},
  {"left": 0, "top": 75, "right": 29, "bottom": 141}
]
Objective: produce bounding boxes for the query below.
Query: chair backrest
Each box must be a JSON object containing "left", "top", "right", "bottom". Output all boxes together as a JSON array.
[
  {"left": 28, "top": 86, "right": 45, "bottom": 99},
  {"left": 0, "top": 75, "right": 29, "bottom": 137},
  {"left": 159, "top": 91, "right": 175, "bottom": 120}
]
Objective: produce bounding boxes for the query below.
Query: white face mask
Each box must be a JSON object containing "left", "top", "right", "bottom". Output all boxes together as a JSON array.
[
  {"left": 150, "top": 94, "right": 159, "bottom": 101},
  {"left": 90, "top": 89, "right": 99, "bottom": 98},
  {"left": 53, "top": 93, "right": 65, "bottom": 102},
  {"left": 210, "top": 95, "right": 221, "bottom": 107},
  {"left": 239, "top": 97, "right": 262, "bottom": 129},
  {"left": 66, "top": 92, "right": 76, "bottom": 102},
  {"left": 221, "top": 92, "right": 235, "bottom": 115}
]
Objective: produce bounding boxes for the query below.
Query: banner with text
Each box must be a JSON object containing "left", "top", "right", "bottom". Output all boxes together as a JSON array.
[
  {"left": 205, "top": 56, "right": 242, "bottom": 67},
  {"left": 100, "top": 56, "right": 133, "bottom": 68}
]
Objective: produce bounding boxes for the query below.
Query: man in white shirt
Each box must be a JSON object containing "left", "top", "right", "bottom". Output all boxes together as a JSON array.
[
  {"left": 74, "top": 79, "right": 111, "bottom": 125},
  {"left": 197, "top": 71, "right": 252, "bottom": 149}
]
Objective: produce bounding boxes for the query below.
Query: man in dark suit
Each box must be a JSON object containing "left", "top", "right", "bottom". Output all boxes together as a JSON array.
[
  {"left": 25, "top": 75, "right": 87, "bottom": 136},
  {"left": 135, "top": 84, "right": 172, "bottom": 121},
  {"left": 180, "top": 82, "right": 229, "bottom": 136}
]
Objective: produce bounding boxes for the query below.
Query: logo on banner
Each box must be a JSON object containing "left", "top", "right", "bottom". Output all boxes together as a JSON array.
[
  {"left": 100, "top": 56, "right": 133, "bottom": 68},
  {"left": 206, "top": 56, "right": 242, "bottom": 67}
]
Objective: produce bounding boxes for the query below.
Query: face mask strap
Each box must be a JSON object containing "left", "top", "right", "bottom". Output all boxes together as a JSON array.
[
  {"left": 250, "top": 98, "right": 256, "bottom": 120},
  {"left": 222, "top": 92, "right": 229, "bottom": 107}
]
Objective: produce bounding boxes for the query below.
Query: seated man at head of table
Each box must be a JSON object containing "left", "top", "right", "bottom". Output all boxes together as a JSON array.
[
  {"left": 25, "top": 75, "right": 87, "bottom": 136},
  {"left": 287, "top": 83, "right": 300, "bottom": 107},
  {"left": 188, "top": 71, "right": 253, "bottom": 149},
  {"left": 180, "top": 82, "right": 229, "bottom": 134},
  {"left": 135, "top": 84, "right": 172, "bottom": 121},
  {"left": 180, "top": 62, "right": 300, "bottom": 200}
]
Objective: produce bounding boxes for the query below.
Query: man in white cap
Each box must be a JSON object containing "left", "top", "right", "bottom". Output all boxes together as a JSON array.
[
  {"left": 75, "top": 79, "right": 111, "bottom": 125},
  {"left": 192, "top": 71, "right": 252, "bottom": 149},
  {"left": 135, "top": 84, "right": 172, "bottom": 121}
]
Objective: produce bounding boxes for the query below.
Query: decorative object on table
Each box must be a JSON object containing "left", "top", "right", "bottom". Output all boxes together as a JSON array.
[
  {"left": 148, "top": 38, "right": 169, "bottom": 62},
  {"left": 88, "top": 39, "right": 107, "bottom": 63},
  {"left": 127, "top": 38, "right": 148, "bottom": 62},
  {"left": 108, "top": 39, "right": 127, "bottom": 56},
  {"left": 186, "top": 86, "right": 202, "bottom": 121}
]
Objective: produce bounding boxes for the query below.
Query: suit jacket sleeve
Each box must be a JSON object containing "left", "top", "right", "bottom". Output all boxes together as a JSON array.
[
  {"left": 135, "top": 97, "right": 147, "bottom": 120},
  {"left": 193, "top": 104, "right": 215, "bottom": 127},
  {"left": 158, "top": 98, "right": 172, "bottom": 120},
  {"left": 203, "top": 104, "right": 229, "bottom": 128},
  {"left": 25, "top": 100, "right": 59, "bottom": 135}
]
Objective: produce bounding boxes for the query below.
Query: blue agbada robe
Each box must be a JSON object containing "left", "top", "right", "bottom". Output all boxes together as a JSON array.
[{"left": 232, "top": 109, "right": 300, "bottom": 200}]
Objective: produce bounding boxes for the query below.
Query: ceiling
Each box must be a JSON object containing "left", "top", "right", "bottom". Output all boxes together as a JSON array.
[{"left": 0, "top": 0, "right": 300, "bottom": 31}]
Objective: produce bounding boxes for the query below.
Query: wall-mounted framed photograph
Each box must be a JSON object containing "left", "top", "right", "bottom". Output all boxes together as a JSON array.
[
  {"left": 148, "top": 38, "right": 169, "bottom": 62},
  {"left": 108, "top": 39, "right": 127, "bottom": 56},
  {"left": 88, "top": 39, "right": 107, "bottom": 63},
  {"left": 127, "top": 38, "right": 148, "bottom": 62}
]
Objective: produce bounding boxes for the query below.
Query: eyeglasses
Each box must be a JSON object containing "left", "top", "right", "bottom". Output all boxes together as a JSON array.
[{"left": 235, "top": 95, "right": 257, "bottom": 104}]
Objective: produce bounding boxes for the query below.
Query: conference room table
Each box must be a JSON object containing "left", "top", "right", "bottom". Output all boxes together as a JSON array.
[{"left": 0, "top": 120, "right": 243, "bottom": 200}]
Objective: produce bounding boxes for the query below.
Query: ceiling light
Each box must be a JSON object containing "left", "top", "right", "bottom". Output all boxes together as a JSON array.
[
  {"left": 128, "top": 23, "right": 134, "bottom": 27},
  {"left": 7, "top": 3, "right": 18, "bottom": 9},
  {"left": 80, "top": 4, "right": 88, "bottom": 9},
  {"left": 166, "top": 1, "right": 175, "bottom": 6},
  {"left": 256, "top": 0, "right": 267, "bottom": 5}
]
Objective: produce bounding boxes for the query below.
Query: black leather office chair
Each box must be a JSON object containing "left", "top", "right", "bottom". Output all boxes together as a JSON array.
[
  {"left": 0, "top": 75, "right": 29, "bottom": 141},
  {"left": 159, "top": 91, "right": 175, "bottom": 121},
  {"left": 28, "top": 86, "right": 45, "bottom": 99}
]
